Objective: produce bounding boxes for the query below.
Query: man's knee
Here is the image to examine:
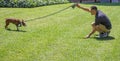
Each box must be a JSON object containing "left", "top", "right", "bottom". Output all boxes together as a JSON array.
[
  {"left": 91, "top": 22, "right": 95, "bottom": 27},
  {"left": 95, "top": 24, "right": 110, "bottom": 32}
]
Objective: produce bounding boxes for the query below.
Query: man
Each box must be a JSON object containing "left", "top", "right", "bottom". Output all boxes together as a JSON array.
[{"left": 75, "top": 4, "right": 112, "bottom": 38}]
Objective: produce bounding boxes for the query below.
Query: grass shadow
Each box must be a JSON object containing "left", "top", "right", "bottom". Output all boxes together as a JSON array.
[
  {"left": 93, "top": 36, "right": 115, "bottom": 41},
  {"left": 6, "top": 29, "right": 27, "bottom": 32}
]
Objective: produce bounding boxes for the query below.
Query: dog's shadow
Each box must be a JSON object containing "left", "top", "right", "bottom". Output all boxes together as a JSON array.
[{"left": 6, "top": 29, "right": 26, "bottom": 32}]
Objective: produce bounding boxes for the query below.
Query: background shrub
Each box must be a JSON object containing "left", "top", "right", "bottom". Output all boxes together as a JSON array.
[{"left": 0, "top": 0, "right": 70, "bottom": 8}]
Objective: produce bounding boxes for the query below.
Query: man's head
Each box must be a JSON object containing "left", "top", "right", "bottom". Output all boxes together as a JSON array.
[{"left": 90, "top": 6, "right": 97, "bottom": 15}]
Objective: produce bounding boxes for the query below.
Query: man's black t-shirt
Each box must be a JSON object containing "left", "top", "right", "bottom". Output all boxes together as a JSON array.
[{"left": 95, "top": 10, "right": 112, "bottom": 30}]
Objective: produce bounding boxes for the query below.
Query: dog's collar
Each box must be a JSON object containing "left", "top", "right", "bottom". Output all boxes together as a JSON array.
[
  {"left": 18, "top": 23, "right": 22, "bottom": 27},
  {"left": 20, "top": 22, "right": 22, "bottom": 25}
]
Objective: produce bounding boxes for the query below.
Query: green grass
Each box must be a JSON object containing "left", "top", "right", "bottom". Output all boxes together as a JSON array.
[{"left": 0, "top": 3, "right": 120, "bottom": 61}]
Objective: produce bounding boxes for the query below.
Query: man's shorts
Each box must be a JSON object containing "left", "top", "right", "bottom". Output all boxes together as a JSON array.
[{"left": 92, "top": 22, "right": 111, "bottom": 30}]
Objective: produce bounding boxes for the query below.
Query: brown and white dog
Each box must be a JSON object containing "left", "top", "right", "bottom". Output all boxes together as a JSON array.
[{"left": 5, "top": 18, "right": 26, "bottom": 31}]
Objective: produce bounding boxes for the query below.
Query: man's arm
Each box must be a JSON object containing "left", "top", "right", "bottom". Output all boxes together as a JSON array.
[
  {"left": 76, "top": 4, "right": 91, "bottom": 13},
  {"left": 86, "top": 29, "right": 96, "bottom": 38}
]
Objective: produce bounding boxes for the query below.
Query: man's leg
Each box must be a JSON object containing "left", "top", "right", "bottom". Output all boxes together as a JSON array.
[
  {"left": 97, "top": 24, "right": 110, "bottom": 32},
  {"left": 86, "top": 23, "right": 110, "bottom": 38},
  {"left": 95, "top": 24, "right": 110, "bottom": 38}
]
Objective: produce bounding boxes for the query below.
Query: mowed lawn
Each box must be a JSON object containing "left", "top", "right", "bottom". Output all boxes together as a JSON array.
[{"left": 0, "top": 3, "right": 120, "bottom": 61}]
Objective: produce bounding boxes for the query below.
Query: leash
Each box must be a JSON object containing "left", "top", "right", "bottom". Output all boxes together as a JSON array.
[{"left": 25, "top": 4, "right": 76, "bottom": 22}]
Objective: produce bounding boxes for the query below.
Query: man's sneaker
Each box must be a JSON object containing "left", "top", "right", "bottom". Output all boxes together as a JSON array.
[{"left": 99, "top": 32, "right": 108, "bottom": 38}]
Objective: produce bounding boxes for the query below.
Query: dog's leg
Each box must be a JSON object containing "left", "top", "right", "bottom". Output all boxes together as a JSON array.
[
  {"left": 16, "top": 25, "right": 19, "bottom": 31},
  {"left": 5, "top": 22, "right": 9, "bottom": 29}
]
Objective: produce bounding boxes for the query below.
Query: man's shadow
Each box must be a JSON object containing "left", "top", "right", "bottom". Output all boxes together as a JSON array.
[
  {"left": 6, "top": 29, "right": 27, "bottom": 32},
  {"left": 93, "top": 36, "right": 115, "bottom": 41}
]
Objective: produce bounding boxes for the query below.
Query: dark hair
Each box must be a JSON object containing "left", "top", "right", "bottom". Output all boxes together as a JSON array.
[{"left": 91, "top": 6, "right": 97, "bottom": 11}]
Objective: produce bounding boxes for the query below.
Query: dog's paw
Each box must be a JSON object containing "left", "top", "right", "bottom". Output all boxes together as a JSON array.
[{"left": 16, "top": 29, "right": 20, "bottom": 31}]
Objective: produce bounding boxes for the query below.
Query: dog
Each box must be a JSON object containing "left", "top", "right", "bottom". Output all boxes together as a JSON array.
[{"left": 5, "top": 18, "right": 26, "bottom": 31}]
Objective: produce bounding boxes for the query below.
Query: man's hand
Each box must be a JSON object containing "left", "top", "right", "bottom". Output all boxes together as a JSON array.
[
  {"left": 76, "top": 4, "right": 81, "bottom": 8},
  {"left": 72, "top": 3, "right": 90, "bottom": 13},
  {"left": 85, "top": 35, "right": 90, "bottom": 39}
]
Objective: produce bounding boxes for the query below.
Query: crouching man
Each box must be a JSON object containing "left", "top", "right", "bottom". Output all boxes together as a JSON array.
[{"left": 76, "top": 4, "right": 112, "bottom": 38}]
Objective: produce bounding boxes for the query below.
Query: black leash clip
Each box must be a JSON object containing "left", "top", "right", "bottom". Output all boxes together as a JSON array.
[{"left": 71, "top": 3, "right": 78, "bottom": 9}]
